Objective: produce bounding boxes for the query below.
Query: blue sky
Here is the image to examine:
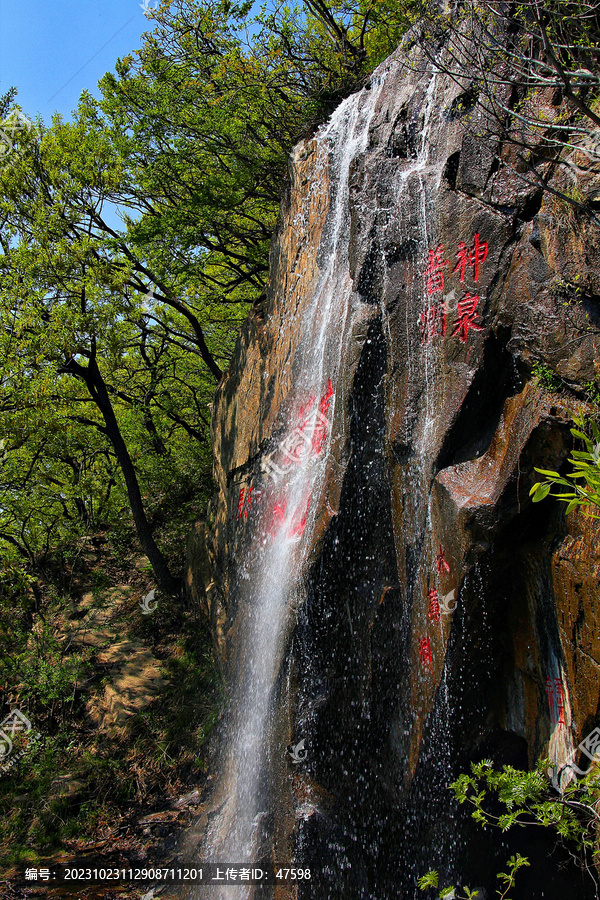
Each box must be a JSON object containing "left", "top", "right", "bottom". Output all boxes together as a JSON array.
[{"left": 0, "top": 0, "right": 157, "bottom": 123}]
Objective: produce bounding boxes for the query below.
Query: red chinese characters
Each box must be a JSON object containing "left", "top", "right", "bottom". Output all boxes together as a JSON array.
[
  {"left": 425, "top": 545, "right": 454, "bottom": 621},
  {"left": 453, "top": 233, "right": 488, "bottom": 283},
  {"left": 556, "top": 681, "right": 566, "bottom": 725},
  {"left": 427, "top": 588, "right": 441, "bottom": 621},
  {"left": 545, "top": 677, "right": 566, "bottom": 726},
  {"left": 236, "top": 380, "right": 334, "bottom": 541},
  {"left": 236, "top": 487, "right": 246, "bottom": 520},
  {"left": 266, "top": 499, "right": 288, "bottom": 537},
  {"left": 423, "top": 245, "right": 449, "bottom": 295},
  {"left": 435, "top": 545, "right": 451, "bottom": 577},
  {"left": 288, "top": 494, "right": 311, "bottom": 539},
  {"left": 420, "top": 234, "right": 489, "bottom": 346},
  {"left": 419, "top": 301, "right": 447, "bottom": 345},
  {"left": 265, "top": 493, "right": 311, "bottom": 540},
  {"left": 233, "top": 485, "right": 263, "bottom": 521},
  {"left": 234, "top": 485, "right": 263, "bottom": 520},
  {"left": 312, "top": 379, "right": 334, "bottom": 456},
  {"left": 236, "top": 486, "right": 254, "bottom": 520},
  {"left": 451, "top": 293, "right": 483, "bottom": 343},
  {"left": 262, "top": 380, "right": 335, "bottom": 480},
  {"left": 419, "top": 636, "right": 433, "bottom": 669}
]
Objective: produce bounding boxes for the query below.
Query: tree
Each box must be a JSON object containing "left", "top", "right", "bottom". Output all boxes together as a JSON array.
[
  {"left": 419, "top": 759, "right": 600, "bottom": 898},
  {"left": 410, "top": 0, "right": 600, "bottom": 218},
  {"left": 0, "top": 0, "right": 415, "bottom": 586},
  {"left": 0, "top": 110, "right": 213, "bottom": 591},
  {"left": 257, "top": 0, "right": 415, "bottom": 101}
]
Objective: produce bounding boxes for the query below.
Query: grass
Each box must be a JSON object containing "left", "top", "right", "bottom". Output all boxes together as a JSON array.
[
  {"left": 0, "top": 531, "right": 224, "bottom": 872},
  {"left": 532, "top": 361, "right": 564, "bottom": 393}
]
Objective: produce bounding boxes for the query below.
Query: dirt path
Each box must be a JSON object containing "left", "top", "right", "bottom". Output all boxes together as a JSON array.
[{"left": 68, "top": 582, "right": 165, "bottom": 734}]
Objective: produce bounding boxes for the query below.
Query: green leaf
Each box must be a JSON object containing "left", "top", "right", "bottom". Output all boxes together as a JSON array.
[
  {"left": 532, "top": 482, "right": 551, "bottom": 501},
  {"left": 418, "top": 871, "right": 439, "bottom": 890}
]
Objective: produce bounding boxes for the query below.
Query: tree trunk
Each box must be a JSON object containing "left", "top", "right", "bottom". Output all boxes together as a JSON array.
[{"left": 68, "top": 353, "right": 180, "bottom": 594}]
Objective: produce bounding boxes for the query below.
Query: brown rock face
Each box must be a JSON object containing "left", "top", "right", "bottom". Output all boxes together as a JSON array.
[{"left": 201, "top": 31, "right": 600, "bottom": 900}]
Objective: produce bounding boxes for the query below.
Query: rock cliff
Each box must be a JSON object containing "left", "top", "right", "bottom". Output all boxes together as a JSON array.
[{"left": 200, "top": 25, "right": 600, "bottom": 900}]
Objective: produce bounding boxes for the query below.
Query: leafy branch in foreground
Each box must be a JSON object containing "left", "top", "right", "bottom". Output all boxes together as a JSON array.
[
  {"left": 419, "top": 759, "right": 600, "bottom": 898},
  {"left": 452, "top": 759, "right": 600, "bottom": 849},
  {"left": 418, "top": 854, "right": 528, "bottom": 899},
  {"left": 418, "top": 867, "right": 480, "bottom": 898},
  {"left": 530, "top": 415, "right": 600, "bottom": 514}
]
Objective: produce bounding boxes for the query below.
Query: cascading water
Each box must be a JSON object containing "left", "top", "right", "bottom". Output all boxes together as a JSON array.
[{"left": 192, "top": 75, "right": 386, "bottom": 897}]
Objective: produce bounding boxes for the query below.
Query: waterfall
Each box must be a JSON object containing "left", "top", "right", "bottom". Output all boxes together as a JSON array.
[
  {"left": 193, "top": 75, "right": 386, "bottom": 896},
  {"left": 179, "top": 19, "right": 600, "bottom": 894}
]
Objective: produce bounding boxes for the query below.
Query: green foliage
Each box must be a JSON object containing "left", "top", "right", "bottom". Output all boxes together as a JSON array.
[
  {"left": 11, "top": 627, "right": 90, "bottom": 712},
  {"left": 585, "top": 379, "right": 600, "bottom": 406},
  {"left": 530, "top": 415, "right": 600, "bottom": 515},
  {"left": 496, "top": 855, "right": 530, "bottom": 900},
  {"left": 0, "top": 99, "right": 216, "bottom": 578},
  {"left": 419, "top": 862, "right": 522, "bottom": 900},
  {"left": 418, "top": 871, "right": 439, "bottom": 889},
  {"left": 0, "top": 0, "right": 416, "bottom": 580},
  {"left": 420, "top": 759, "right": 600, "bottom": 898},
  {"left": 0, "top": 562, "right": 36, "bottom": 656},
  {"left": 418, "top": 871, "right": 484, "bottom": 898},
  {"left": 257, "top": 0, "right": 416, "bottom": 102},
  {"left": 0, "top": 567, "right": 93, "bottom": 726},
  {"left": 0, "top": 545, "right": 224, "bottom": 863},
  {"left": 451, "top": 758, "right": 600, "bottom": 847},
  {"left": 531, "top": 362, "right": 563, "bottom": 393}
]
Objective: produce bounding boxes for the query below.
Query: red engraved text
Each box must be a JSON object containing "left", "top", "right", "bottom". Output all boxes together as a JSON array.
[
  {"left": 436, "top": 545, "right": 451, "bottom": 576},
  {"left": 452, "top": 293, "right": 483, "bottom": 343},
  {"left": 419, "top": 301, "right": 447, "bottom": 345},
  {"left": 423, "top": 245, "right": 449, "bottom": 295},
  {"left": 546, "top": 677, "right": 566, "bottom": 726},
  {"left": 427, "top": 588, "right": 441, "bottom": 621},
  {"left": 453, "top": 233, "right": 488, "bottom": 283},
  {"left": 419, "top": 636, "right": 433, "bottom": 669}
]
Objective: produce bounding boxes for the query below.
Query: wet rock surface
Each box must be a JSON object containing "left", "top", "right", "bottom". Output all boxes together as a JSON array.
[{"left": 202, "top": 28, "right": 600, "bottom": 900}]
